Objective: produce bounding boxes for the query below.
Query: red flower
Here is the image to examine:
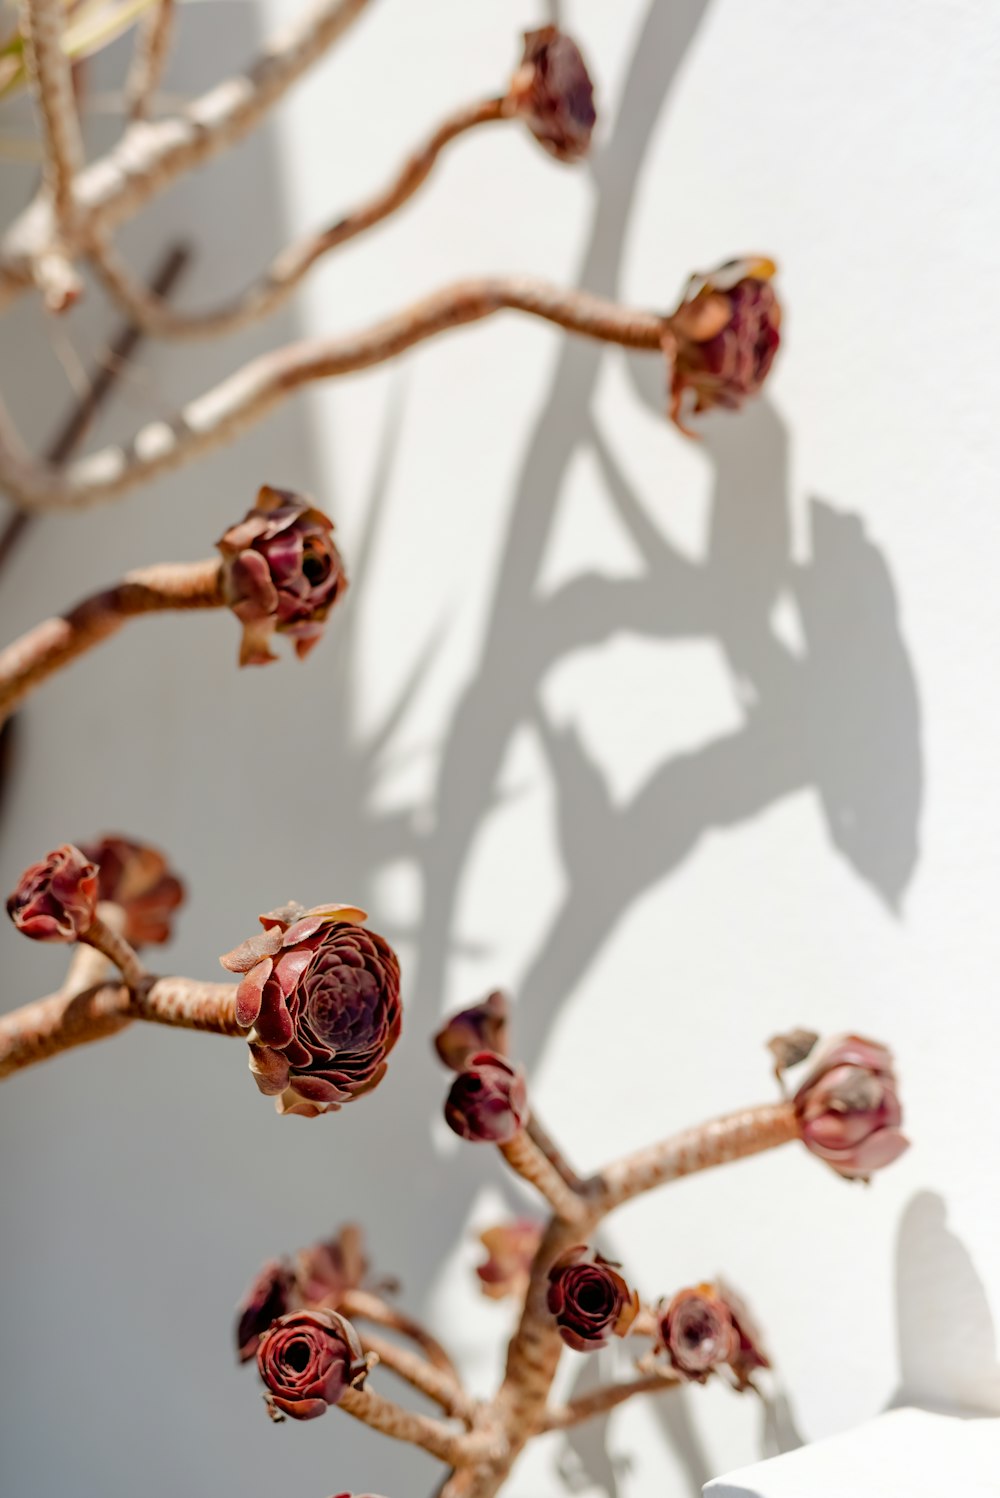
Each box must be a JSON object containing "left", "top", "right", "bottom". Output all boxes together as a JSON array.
[
  {"left": 434, "top": 990, "right": 509, "bottom": 1072},
  {"left": 78, "top": 834, "right": 184, "bottom": 947},
  {"left": 546, "top": 1246, "right": 639, "bottom": 1352},
  {"left": 793, "top": 1034, "right": 908, "bottom": 1179},
  {"left": 256, "top": 1308, "right": 368, "bottom": 1421},
  {"left": 476, "top": 1219, "right": 543, "bottom": 1301},
  {"left": 217, "top": 485, "right": 348, "bottom": 666},
  {"left": 295, "top": 1223, "right": 369, "bottom": 1306},
  {"left": 508, "top": 27, "right": 596, "bottom": 163},
  {"left": 6, "top": 844, "right": 98, "bottom": 942},
  {"left": 665, "top": 257, "right": 781, "bottom": 430},
  {"left": 444, "top": 1051, "right": 527, "bottom": 1143},
  {"left": 659, "top": 1285, "right": 737, "bottom": 1381},
  {"left": 236, "top": 1260, "right": 295, "bottom": 1364},
  {"left": 221, "top": 903, "right": 401, "bottom": 1118}
]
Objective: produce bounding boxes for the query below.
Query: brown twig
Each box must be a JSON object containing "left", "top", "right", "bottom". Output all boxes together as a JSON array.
[
  {"left": 125, "top": 0, "right": 177, "bottom": 122},
  {"left": 19, "top": 0, "right": 84, "bottom": 307},
  {"left": 339, "top": 1288, "right": 461, "bottom": 1384},
  {"left": 81, "top": 905, "right": 147, "bottom": 990},
  {"left": 89, "top": 96, "right": 507, "bottom": 339},
  {"left": 499, "top": 1128, "right": 588, "bottom": 1225},
  {"left": 0, "top": 558, "right": 225, "bottom": 724},
  {"left": 0, "top": 243, "right": 192, "bottom": 581},
  {"left": 0, "top": 0, "right": 375, "bottom": 303},
  {"left": 524, "top": 1113, "right": 587, "bottom": 1193},
  {"left": 0, "top": 278, "right": 667, "bottom": 511},
  {"left": 541, "top": 1371, "right": 681, "bottom": 1431},
  {"left": 337, "top": 1386, "right": 500, "bottom": 1469},
  {"left": 360, "top": 1329, "right": 476, "bottom": 1425},
  {"left": 0, "top": 974, "right": 243, "bottom": 1079}
]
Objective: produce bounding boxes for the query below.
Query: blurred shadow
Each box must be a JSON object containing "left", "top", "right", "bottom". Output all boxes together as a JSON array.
[{"left": 892, "top": 1191, "right": 1000, "bottom": 1415}]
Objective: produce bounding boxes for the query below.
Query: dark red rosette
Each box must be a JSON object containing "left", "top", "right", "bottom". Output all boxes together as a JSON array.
[
  {"left": 6, "top": 843, "right": 98, "bottom": 942},
  {"left": 221, "top": 903, "right": 401, "bottom": 1118},
  {"left": 665, "top": 257, "right": 781, "bottom": 430},
  {"left": 77, "top": 833, "right": 184, "bottom": 947},
  {"left": 508, "top": 27, "right": 596, "bottom": 163},
  {"left": 546, "top": 1246, "right": 639, "bottom": 1352},
  {"left": 236, "top": 1259, "right": 295, "bottom": 1364},
  {"left": 434, "top": 990, "right": 509, "bottom": 1072},
  {"left": 476, "top": 1219, "right": 543, "bottom": 1301},
  {"left": 793, "top": 1033, "right": 908, "bottom": 1179},
  {"left": 256, "top": 1308, "right": 368, "bottom": 1421},
  {"left": 443, "top": 1051, "right": 527, "bottom": 1144},
  {"left": 217, "top": 485, "right": 348, "bottom": 666},
  {"left": 659, "top": 1285, "right": 738, "bottom": 1381}
]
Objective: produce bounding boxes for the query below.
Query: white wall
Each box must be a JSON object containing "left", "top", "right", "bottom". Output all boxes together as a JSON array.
[{"left": 1, "top": 3, "right": 999, "bottom": 1496}]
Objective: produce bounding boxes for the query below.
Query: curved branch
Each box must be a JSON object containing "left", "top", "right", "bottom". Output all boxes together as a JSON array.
[
  {"left": 339, "top": 1288, "right": 461, "bottom": 1384},
  {"left": 360, "top": 1329, "right": 476, "bottom": 1425},
  {"left": 0, "top": 0, "right": 375, "bottom": 302},
  {"left": 0, "top": 558, "right": 224, "bottom": 724},
  {"left": 89, "top": 96, "right": 507, "bottom": 339},
  {"left": 0, "top": 975, "right": 243, "bottom": 1080},
  {"left": 499, "top": 1127, "right": 588, "bottom": 1225},
  {"left": 337, "top": 1386, "right": 500, "bottom": 1469},
  {"left": 20, "top": 0, "right": 84, "bottom": 229},
  {"left": 0, "top": 278, "right": 666, "bottom": 511},
  {"left": 541, "top": 1372, "right": 680, "bottom": 1431},
  {"left": 125, "top": 0, "right": 177, "bottom": 122}
]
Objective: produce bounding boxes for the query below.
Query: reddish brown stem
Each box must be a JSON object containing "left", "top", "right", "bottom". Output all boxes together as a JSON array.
[
  {"left": 339, "top": 1288, "right": 460, "bottom": 1384},
  {"left": 90, "top": 97, "right": 508, "bottom": 339},
  {"left": 337, "top": 1386, "right": 500, "bottom": 1469},
  {"left": 0, "top": 558, "right": 224, "bottom": 724},
  {"left": 499, "top": 1127, "right": 587, "bottom": 1224},
  {"left": 541, "top": 1371, "right": 681, "bottom": 1431},
  {"left": 130, "top": 977, "right": 244, "bottom": 1035},
  {"left": 359, "top": 1329, "right": 476, "bottom": 1425},
  {"left": 81, "top": 907, "right": 147, "bottom": 990}
]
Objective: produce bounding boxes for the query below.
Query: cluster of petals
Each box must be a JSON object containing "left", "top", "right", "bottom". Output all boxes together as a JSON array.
[
  {"left": 793, "top": 1033, "right": 908, "bottom": 1179},
  {"left": 221, "top": 902, "right": 401, "bottom": 1118},
  {"left": 665, "top": 256, "right": 782, "bottom": 429},
  {"left": 546, "top": 1246, "right": 639, "bottom": 1352}
]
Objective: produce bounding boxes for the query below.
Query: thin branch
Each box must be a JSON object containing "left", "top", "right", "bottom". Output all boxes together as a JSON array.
[
  {"left": 499, "top": 1128, "right": 588, "bottom": 1225},
  {"left": 19, "top": 0, "right": 84, "bottom": 304},
  {"left": 0, "top": 243, "right": 192, "bottom": 582},
  {"left": 0, "top": 278, "right": 667, "bottom": 511},
  {"left": 339, "top": 1288, "right": 461, "bottom": 1385},
  {"left": 337, "top": 1386, "right": 500, "bottom": 1469},
  {"left": 82, "top": 906, "right": 147, "bottom": 989},
  {"left": 0, "top": 558, "right": 224, "bottom": 724},
  {"left": 0, "top": 981, "right": 133, "bottom": 1079},
  {"left": 524, "top": 1113, "right": 587, "bottom": 1194},
  {"left": 594, "top": 1101, "right": 799, "bottom": 1212},
  {"left": 0, "top": 975, "right": 243, "bottom": 1079},
  {"left": 0, "top": 0, "right": 376, "bottom": 303},
  {"left": 541, "top": 1372, "right": 680, "bottom": 1431},
  {"left": 125, "top": 0, "right": 176, "bottom": 122},
  {"left": 89, "top": 96, "right": 507, "bottom": 339},
  {"left": 360, "top": 1329, "right": 476, "bottom": 1425}
]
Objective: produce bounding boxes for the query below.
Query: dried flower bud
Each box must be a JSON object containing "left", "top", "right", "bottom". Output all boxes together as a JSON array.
[
  {"left": 715, "top": 1278, "right": 770, "bottom": 1390},
  {"left": 508, "top": 27, "right": 596, "bottom": 163},
  {"left": 256, "top": 1308, "right": 368, "bottom": 1421},
  {"left": 434, "top": 990, "right": 509, "bottom": 1072},
  {"left": 6, "top": 844, "right": 98, "bottom": 942},
  {"left": 444, "top": 1051, "right": 527, "bottom": 1143},
  {"left": 476, "top": 1219, "right": 543, "bottom": 1300},
  {"left": 217, "top": 485, "right": 348, "bottom": 667},
  {"left": 767, "top": 1027, "right": 819, "bottom": 1076},
  {"left": 659, "top": 1285, "right": 737, "bottom": 1381},
  {"left": 236, "top": 1259, "right": 295, "bottom": 1364},
  {"left": 546, "top": 1246, "right": 639, "bottom": 1352},
  {"left": 221, "top": 904, "right": 402, "bottom": 1118},
  {"left": 665, "top": 258, "right": 781, "bottom": 430},
  {"left": 295, "top": 1223, "right": 368, "bottom": 1306},
  {"left": 78, "top": 834, "right": 184, "bottom": 948},
  {"left": 793, "top": 1033, "right": 908, "bottom": 1179}
]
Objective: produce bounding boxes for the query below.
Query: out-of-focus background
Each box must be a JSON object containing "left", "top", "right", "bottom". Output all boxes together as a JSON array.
[{"left": 0, "top": 2, "right": 998, "bottom": 1495}]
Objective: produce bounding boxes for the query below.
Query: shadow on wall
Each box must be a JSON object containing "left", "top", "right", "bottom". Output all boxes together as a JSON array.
[{"left": 892, "top": 1192, "right": 1000, "bottom": 1416}]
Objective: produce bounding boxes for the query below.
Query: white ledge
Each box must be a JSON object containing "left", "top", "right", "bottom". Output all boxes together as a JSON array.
[{"left": 703, "top": 1407, "right": 1000, "bottom": 1498}]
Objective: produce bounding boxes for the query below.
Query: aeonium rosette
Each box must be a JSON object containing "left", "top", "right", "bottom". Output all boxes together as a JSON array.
[
  {"left": 217, "top": 485, "right": 348, "bottom": 666},
  {"left": 221, "top": 903, "right": 401, "bottom": 1118}
]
